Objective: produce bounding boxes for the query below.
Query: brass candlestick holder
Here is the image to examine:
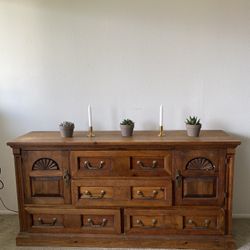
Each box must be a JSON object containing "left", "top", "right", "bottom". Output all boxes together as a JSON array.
[
  {"left": 158, "top": 125, "right": 165, "bottom": 137},
  {"left": 87, "top": 126, "right": 95, "bottom": 137}
]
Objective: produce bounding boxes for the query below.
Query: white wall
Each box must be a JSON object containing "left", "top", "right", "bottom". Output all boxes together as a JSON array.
[{"left": 0, "top": 0, "right": 250, "bottom": 216}]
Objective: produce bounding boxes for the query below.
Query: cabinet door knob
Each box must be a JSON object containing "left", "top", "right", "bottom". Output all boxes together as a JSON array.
[
  {"left": 63, "top": 170, "right": 71, "bottom": 185},
  {"left": 175, "top": 170, "right": 182, "bottom": 188}
]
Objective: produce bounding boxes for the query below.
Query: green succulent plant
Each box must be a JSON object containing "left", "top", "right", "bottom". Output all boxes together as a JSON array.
[
  {"left": 185, "top": 116, "right": 201, "bottom": 125},
  {"left": 120, "top": 119, "right": 134, "bottom": 126},
  {"left": 59, "top": 121, "right": 75, "bottom": 128}
]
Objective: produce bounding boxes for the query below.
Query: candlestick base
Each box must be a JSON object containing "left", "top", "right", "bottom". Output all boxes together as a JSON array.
[
  {"left": 87, "top": 126, "right": 95, "bottom": 137},
  {"left": 158, "top": 126, "right": 165, "bottom": 137}
]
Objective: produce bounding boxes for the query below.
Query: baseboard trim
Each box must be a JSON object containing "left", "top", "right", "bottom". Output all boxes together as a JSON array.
[
  {"left": 16, "top": 232, "right": 236, "bottom": 249},
  {"left": 0, "top": 209, "right": 17, "bottom": 215},
  {"left": 233, "top": 213, "right": 250, "bottom": 219}
]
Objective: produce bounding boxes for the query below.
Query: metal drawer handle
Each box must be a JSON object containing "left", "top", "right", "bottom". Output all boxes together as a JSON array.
[
  {"left": 175, "top": 170, "right": 182, "bottom": 188},
  {"left": 87, "top": 218, "right": 107, "bottom": 228},
  {"left": 63, "top": 170, "right": 71, "bottom": 185},
  {"left": 187, "top": 219, "right": 211, "bottom": 229},
  {"left": 136, "top": 218, "right": 158, "bottom": 228},
  {"left": 136, "top": 189, "right": 163, "bottom": 200},
  {"left": 84, "top": 160, "right": 105, "bottom": 170},
  {"left": 82, "top": 190, "right": 106, "bottom": 199},
  {"left": 38, "top": 217, "right": 57, "bottom": 226},
  {"left": 137, "top": 160, "right": 158, "bottom": 169}
]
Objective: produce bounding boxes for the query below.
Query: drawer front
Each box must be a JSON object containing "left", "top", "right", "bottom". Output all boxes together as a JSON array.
[
  {"left": 70, "top": 151, "right": 172, "bottom": 177},
  {"left": 70, "top": 151, "right": 129, "bottom": 177},
  {"left": 72, "top": 179, "right": 172, "bottom": 207},
  {"left": 182, "top": 208, "right": 225, "bottom": 235},
  {"left": 130, "top": 152, "right": 172, "bottom": 177},
  {"left": 25, "top": 208, "right": 121, "bottom": 234},
  {"left": 125, "top": 208, "right": 225, "bottom": 235},
  {"left": 125, "top": 209, "right": 182, "bottom": 235},
  {"left": 32, "top": 213, "right": 64, "bottom": 229}
]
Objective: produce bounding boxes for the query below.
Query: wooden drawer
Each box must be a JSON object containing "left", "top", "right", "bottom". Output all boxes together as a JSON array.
[
  {"left": 70, "top": 151, "right": 130, "bottom": 177},
  {"left": 130, "top": 152, "right": 172, "bottom": 177},
  {"left": 182, "top": 208, "right": 225, "bottom": 235},
  {"left": 125, "top": 208, "right": 225, "bottom": 235},
  {"left": 25, "top": 207, "right": 121, "bottom": 234},
  {"left": 125, "top": 209, "right": 182, "bottom": 235},
  {"left": 72, "top": 179, "right": 172, "bottom": 207},
  {"left": 70, "top": 151, "right": 172, "bottom": 177}
]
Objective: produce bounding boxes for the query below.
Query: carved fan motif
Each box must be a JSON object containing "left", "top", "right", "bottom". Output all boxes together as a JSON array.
[
  {"left": 32, "top": 158, "right": 59, "bottom": 170},
  {"left": 186, "top": 157, "right": 214, "bottom": 171}
]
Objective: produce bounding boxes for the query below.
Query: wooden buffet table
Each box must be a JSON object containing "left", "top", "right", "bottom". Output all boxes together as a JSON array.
[{"left": 7, "top": 130, "right": 240, "bottom": 250}]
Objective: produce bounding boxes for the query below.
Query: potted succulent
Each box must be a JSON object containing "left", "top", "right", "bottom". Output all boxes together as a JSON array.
[
  {"left": 185, "top": 116, "right": 201, "bottom": 137},
  {"left": 59, "top": 121, "right": 75, "bottom": 138},
  {"left": 120, "top": 119, "right": 135, "bottom": 137}
]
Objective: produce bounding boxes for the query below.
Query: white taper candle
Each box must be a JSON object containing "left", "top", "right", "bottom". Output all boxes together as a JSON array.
[
  {"left": 88, "top": 104, "right": 92, "bottom": 127},
  {"left": 159, "top": 104, "right": 163, "bottom": 126}
]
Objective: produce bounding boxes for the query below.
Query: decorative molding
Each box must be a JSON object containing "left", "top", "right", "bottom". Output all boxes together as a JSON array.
[
  {"left": 186, "top": 157, "right": 215, "bottom": 171},
  {"left": 32, "top": 158, "right": 59, "bottom": 170}
]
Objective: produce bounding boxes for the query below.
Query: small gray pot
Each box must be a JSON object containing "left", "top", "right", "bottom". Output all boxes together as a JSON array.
[
  {"left": 120, "top": 124, "right": 134, "bottom": 137},
  {"left": 59, "top": 126, "right": 74, "bottom": 138},
  {"left": 186, "top": 124, "right": 201, "bottom": 137}
]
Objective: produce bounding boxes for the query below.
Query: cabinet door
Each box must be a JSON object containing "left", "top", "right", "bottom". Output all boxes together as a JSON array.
[
  {"left": 174, "top": 149, "right": 226, "bottom": 206},
  {"left": 22, "top": 151, "right": 71, "bottom": 204}
]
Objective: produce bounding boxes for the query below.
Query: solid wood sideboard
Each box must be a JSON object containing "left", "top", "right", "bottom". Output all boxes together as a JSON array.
[{"left": 7, "top": 130, "right": 240, "bottom": 250}]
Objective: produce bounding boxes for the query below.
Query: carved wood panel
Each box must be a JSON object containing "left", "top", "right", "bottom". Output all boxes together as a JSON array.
[
  {"left": 32, "top": 158, "right": 59, "bottom": 170},
  {"left": 186, "top": 158, "right": 215, "bottom": 171}
]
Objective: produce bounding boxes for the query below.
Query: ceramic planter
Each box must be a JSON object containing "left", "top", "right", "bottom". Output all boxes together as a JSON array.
[
  {"left": 59, "top": 126, "right": 74, "bottom": 138},
  {"left": 186, "top": 124, "right": 201, "bottom": 137},
  {"left": 120, "top": 124, "right": 134, "bottom": 137}
]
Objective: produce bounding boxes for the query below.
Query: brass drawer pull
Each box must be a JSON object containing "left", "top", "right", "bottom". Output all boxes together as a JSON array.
[
  {"left": 187, "top": 219, "right": 211, "bottom": 229},
  {"left": 63, "top": 170, "right": 71, "bottom": 185},
  {"left": 175, "top": 170, "right": 182, "bottom": 188},
  {"left": 82, "top": 190, "right": 106, "bottom": 199},
  {"left": 38, "top": 217, "right": 57, "bottom": 226},
  {"left": 84, "top": 160, "right": 105, "bottom": 170},
  {"left": 87, "top": 218, "right": 107, "bottom": 228},
  {"left": 136, "top": 218, "right": 157, "bottom": 228},
  {"left": 137, "top": 160, "right": 158, "bottom": 169},
  {"left": 136, "top": 189, "right": 162, "bottom": 200}
]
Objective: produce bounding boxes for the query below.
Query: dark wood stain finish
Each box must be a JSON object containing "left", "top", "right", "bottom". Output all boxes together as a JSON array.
[{"left": 7, "top": 130, "right": 240, "bottom": 250}]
